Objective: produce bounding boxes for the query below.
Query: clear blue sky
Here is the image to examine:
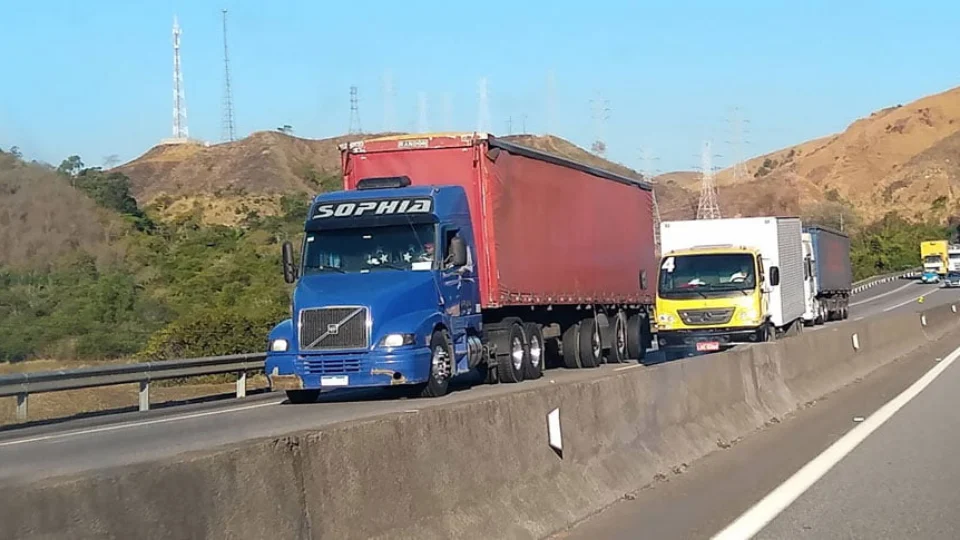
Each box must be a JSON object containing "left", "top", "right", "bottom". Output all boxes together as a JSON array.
[{"left": 1, "top": 0, "right": 958, "bottom": 173}]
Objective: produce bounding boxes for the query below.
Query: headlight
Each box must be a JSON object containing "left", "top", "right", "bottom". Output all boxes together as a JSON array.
[
  {"left": 270, "top": 338, "right": 289, "bottom": 352},
  {"left": 380, "top": 333, "right": 416, "bottom": 348},
  {"left": 658, "top": 313, "right": 675, "bottom": 324},
  {"left": 738, "top": 308, "right": 759, "bottom": 322}
]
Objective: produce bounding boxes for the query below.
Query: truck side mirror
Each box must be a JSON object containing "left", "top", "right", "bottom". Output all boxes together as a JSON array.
[
  {"left": 770, "top": 266, "right": 780, "bottom": 287},
  {"left": 448, "top": 236, "right": 468, "bottom": 267},
  {"left": 282, "top": 241, "right": 298, "bottom": 284}
]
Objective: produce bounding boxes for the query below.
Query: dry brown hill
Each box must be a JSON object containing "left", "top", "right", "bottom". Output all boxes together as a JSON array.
[
  {"left": 706, "top": 85, "right": 960, "bottom": 224},
  {"left": 0, "top": 152, "right": 121, "bottom": 270}
]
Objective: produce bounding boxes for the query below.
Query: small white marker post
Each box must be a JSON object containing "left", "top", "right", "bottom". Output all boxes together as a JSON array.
[
  {"left": 921, "top": 314, "right": 928, "bottom": 327},
  {"left": 851, "top": 333, "right": 860, "bottom": 351},
  {"left": 547, "top": 407, "right": 563, "bottom": 458}
]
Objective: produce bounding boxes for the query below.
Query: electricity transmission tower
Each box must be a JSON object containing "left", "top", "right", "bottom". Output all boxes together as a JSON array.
[
  {"left": 589, "top": 94, "right": 610, "bottom": 158},
  {"left": 171, "top": 16, "right": 188, "bottom": 141},
  {"left": 349, "top": 86, "right": 362, "bottom": 134},
  {"left": 640, "top": 147, "right": 662, "bottom": 255},
  {"left": 477, "top": 77, "right": 490, "bottom": 133},
  {"left": 220, "top": 9, "right": 236, "bottom": 142},
  {"left": 696, "top": 140, "right": 723, "bottom": 220},
  {"left": 725, "top": 106, "right": 750, "bottom": 183}
]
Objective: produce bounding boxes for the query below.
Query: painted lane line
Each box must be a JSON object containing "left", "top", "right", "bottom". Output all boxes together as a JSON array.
[
  {"left": 615, "top": 364, "right": 643, "bottom": 372},
  {"left": 711, "top": 343, "right": 960, "bottom": 540},
  {"left": 0, "top": 399, "right": 284, "bottom": 448},
  {"left": 849, "top": 281, "right": 916, "bottom": 307},
  {"left": 882, "top": 291, "right": 934, "bottom": 313}
]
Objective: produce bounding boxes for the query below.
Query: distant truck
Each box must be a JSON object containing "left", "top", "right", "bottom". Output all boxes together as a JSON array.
[
  {"left": 948, "top": 244, "right": 960, "bottom": 272},
  {"left": 801, "top": 225, "right": 853, "bottom": 325},
  {"left": 264, "top": 133, "right": 658, "bottom": 402},
  {"left": 920, "top": 240, "right": 949, "bottom": 283},
  {"left": 655, "top": 216, "right": 807, "bottom": 354}
]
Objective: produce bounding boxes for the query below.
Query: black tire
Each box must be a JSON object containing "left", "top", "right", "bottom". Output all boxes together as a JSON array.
[
  {"left": 763, "top": 323, "right": 776, "bottom": 342},
  {"left": 522, "top": 322, "right": 545, "bottom": 379},
  {"left": 496, "top": 323, "right": 526, "bottom": 383},
  {"left": 561, "top": 323, "right": 582, "bottom": 369},
  {"left": 417, "top": 329, "right": 454, "bottom": 398},
  {"left": 578, "top": 317, "right": 602, "bottom": 368},
  {"left": 626, "top": 313, "right": 645, "bottom": 361},
  {"left": 841, "top": 305, "right": 849, "bottom": 320},
  {"left": 607, "top": 312, "right": 629, "bottom": 364},
  {"left": 286, "top": 389, "right": 320, "bottom": 404}
]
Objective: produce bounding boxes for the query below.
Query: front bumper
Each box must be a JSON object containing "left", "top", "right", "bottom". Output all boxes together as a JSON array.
[
  {"left": 658, "top": 326, "right": 763, "bottom": 348},
  {"left": 265, "top": 347, "right": 433, "bottom": 390}
]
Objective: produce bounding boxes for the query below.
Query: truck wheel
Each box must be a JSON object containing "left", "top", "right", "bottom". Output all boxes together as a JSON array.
[
  {"left": 561, "top": 324, "right": 582, "bottom": 369},
  {"left": 815, "top": 305, "right": 826, "bottom": 326},
  {"left": 496, "top": 323, "right": 526, "bottom": 383},
  {"left": 578, "top": 317, "right": 602, "bottom": 368},
  {"left": 419, "top": 329, "right": 454, "bottom": 398},
  {"left": 608, "top": 312, "right": 629, "bottom": 363},
  {"left": 286, "top": 389, "right": 320, "bottom": 404},
  {"left": 763, "top": 323, "right": 776, "bottom": 342},
  {"left": 626, "top": 314, "right": 647, "bottom": 361},
  {"left": 522, "top": 323, "right": 545, "bottom": 379}
]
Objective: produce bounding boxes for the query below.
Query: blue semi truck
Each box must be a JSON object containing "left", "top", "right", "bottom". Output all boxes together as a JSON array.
[{"left": 264, "top": 133, "right": 658, "bottom": 402}]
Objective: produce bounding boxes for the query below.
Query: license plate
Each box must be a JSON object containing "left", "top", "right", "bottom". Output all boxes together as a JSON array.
[
  {"left": 696, "top": 341, "right": 721, "bottom": 352},
  {"left": 321, "top": 375, "right": 349, "bottom": 387}
]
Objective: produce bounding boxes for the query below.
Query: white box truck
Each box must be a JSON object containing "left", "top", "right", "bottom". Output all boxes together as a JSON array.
[{"left": 656, "top": 216, "right": 807, "bottom": 352}]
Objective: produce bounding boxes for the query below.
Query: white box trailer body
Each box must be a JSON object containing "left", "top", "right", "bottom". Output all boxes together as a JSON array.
[{"left": 660, "top": 216, "right": 806, "bottom": 328}]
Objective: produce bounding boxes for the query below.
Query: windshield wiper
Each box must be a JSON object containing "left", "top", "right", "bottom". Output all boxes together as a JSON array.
[
  {"left": 305, "top": 265, "right": 346, "bottom": 274},
  {"left": 364, "top": 262, "right": 406, "bottom": 271}
]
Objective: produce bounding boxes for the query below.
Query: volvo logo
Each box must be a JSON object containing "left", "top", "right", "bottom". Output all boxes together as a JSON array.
[{"left": 327, "top": 323, "right": 340, "bottom": 335}]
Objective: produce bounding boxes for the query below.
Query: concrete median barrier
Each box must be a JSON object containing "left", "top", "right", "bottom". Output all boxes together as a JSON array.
[{"left": 1, "top": 307, "right": 958, "bottom": 540}]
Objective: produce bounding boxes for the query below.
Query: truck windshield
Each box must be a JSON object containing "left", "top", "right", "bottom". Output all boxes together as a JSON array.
[
  {"left": 658, "top": 253, "right": 757, "bottom": 298},
  {"left": 302, "top": 223, "right": 437, "bottom": 275},
  {"left": 924, "top": 255, "right": 943, "bottom": 265}
]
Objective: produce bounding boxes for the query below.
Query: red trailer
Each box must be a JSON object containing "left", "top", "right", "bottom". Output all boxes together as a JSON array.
[{"left": 340, "top": 132, "right": 657, "bottom": 369}]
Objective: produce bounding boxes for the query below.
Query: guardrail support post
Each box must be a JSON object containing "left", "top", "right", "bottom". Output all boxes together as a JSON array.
[
  {"left": 16, "top": 393, "right": 27, "bottom": 421},
  {"left": 236, "top": 371, "right": 247, "bottom": 399},
  {"left": 139, "top": 380, "right": 150, "bottom": 412}
]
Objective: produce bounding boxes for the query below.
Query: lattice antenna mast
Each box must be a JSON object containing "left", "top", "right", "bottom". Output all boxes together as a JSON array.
[
  {"left": 696, "top": 140, "right": 723, "bottom": 220},
  {"left": 382, "top": 71, "right": 395, "bottom": 132},
  {"left": 640, "top": 147, "right": 663, "bottom": 255},
  {"left": 171, "top": 16, "right": 188, "bottom": 140},
  {"left": 417, "top": 91, "right": 429, "bottom": 133},
  {"left": 725, "top": 106, "right": 751, "bottom": 183},
  {"left": 477, "top": 77, "right": 490, "bottom": 133},
  {"left": 349, "top": 86, "right": 362, "bottom": 134},
  {"left": 442, "top": 92, "right": 453, "bottom": 131},
  {"left": 220, "top": 10, "right": 236, "bottom": 142},
  {"left": 589, "top": 94, "right": 610, "bottom": 157},
  {"left": 545, "top": 69, "right": 556, "bottom": 136}
]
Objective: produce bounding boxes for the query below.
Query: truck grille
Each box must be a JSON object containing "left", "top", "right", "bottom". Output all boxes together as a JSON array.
[
  {"left": 297, "top": 356, "right": 363, "bottom": 375},
  {"left": 299, "top": 307, "right": 369, "bottom": 351},
  {"left": 678, "top": 308, "right": 734, "bottom": 326}
]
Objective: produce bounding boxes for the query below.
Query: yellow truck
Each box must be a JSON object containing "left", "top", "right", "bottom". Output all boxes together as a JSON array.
[
  {"left": 920, "top": 240, "right": 948, "bottom": 283},
  {"left": 656, "top": 217, "right": 807, "bottom": 354}
]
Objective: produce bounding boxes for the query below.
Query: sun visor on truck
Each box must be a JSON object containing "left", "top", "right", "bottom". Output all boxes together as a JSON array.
[{"left": 305, "top": 197, "right": 438, "bottom": 231}]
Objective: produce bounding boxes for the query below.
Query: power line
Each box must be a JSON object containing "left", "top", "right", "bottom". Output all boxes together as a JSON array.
[{"left": 220, "top": 9, "right": 236, "bottom": 142}]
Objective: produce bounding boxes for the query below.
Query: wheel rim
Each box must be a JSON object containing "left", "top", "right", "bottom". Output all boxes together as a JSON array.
[
  {"left": 529, "top": 334, "right": 543, "bottom": 368},
  {"left": 431, "top": 344, "right": 451, "bottom": 381},
  {"left": 616, "top": 318, "right": 626, "bottom": 357},
  {"left": 591, "top": 324, "right": 600, "bottom": 358},
  {"left": 511, "top": 335, "right": 525, "bottom": 371}
]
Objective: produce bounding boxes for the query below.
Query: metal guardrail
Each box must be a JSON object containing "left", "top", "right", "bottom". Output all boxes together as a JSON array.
[
  {"left": 851, "top": 268, "right": 921, "bottom": 294},
  {"left": 0, "top": 353, "right": 266, "bottom": 422},
  {"left": 0, "top": 269, "right": 926, "bottom": 424}
]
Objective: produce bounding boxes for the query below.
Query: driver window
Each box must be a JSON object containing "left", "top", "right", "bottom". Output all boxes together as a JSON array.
[{"left": 443, "top": 228, "right": 460, "bottom": 269}]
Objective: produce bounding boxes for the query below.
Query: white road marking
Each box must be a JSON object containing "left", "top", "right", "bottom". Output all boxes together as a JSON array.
[
  {"left": 615, "top": 364, "right": 643, "bottom": 372},
  {"left": 882, "top": 291, "right": 933, "bottom": 313},
  {"left": 0, "top": 399, "right": 284, "bottom": 448},
  {"left": 711, "top": 343, "right": 960, "bottom": 540},
  {"left": 849, "top": 281, "right": 916, "bottom": 307}
]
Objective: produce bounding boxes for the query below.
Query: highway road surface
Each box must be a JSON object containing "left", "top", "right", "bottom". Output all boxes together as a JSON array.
[
  {"left": 555, "top": 279, "right": 960, "bottom": 540},
  {"left": 0, "top": 276, "right": 953, "bottom": 492}
]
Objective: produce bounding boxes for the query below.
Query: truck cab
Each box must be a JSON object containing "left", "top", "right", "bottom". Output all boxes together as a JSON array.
[
  {"left": 801, "top": 232, "right": 824, "bottom": 325},
  {"left": 265, "top": 177, "right": 481, "bottom": 402},
  {"left": 655, "top": 245, "right": 779, "bottom": 353}
]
